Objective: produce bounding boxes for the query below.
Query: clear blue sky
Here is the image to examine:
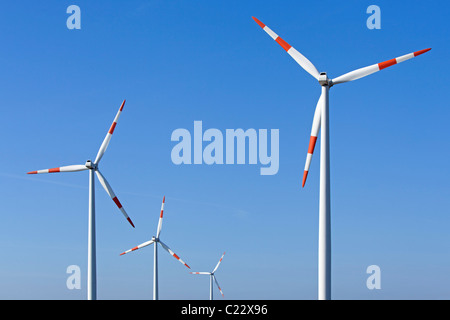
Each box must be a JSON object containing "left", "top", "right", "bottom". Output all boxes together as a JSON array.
[{"left": 0, "top": 0, "right": 449, "bottom": 299}]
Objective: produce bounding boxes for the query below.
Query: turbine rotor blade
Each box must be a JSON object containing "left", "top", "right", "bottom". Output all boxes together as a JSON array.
[
  {"left": 120, "top": 239, "right": 155, "bottom": 255},
  {"left": 189, "top": 272, "right": 211, "bottom": 275},
  {"left": 94, "top": 100, "right": 126, "bottom": 165},
  {"left": 212, "top": 252, "right": 226, "bottom": 274},
  {"left": 252, "top": 17, "right": 320, "bottom": 80},
  {"left": 27, "top": 164, "right": 88, "bottom": 174},
  {"left": 156, "top": 196, "right": 165, "bottom": 239},
  {"left": 213, "top": 275, "right": 224, "bottom": 297},
  {"left": 158, "top": 240, "right": 190, "bottom": 269},
  {"left": 332, "top": 48, "right": 431, "bottom": 85},
  {"left": 95, "top": 169, "right": 135, "bottom": 228},
  {"left": 302, "top": 92, "right": 323, "bottom": 187}
]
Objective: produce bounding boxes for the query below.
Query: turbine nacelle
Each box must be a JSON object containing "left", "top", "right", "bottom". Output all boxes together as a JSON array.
[
  {"left": 318, "top": 72, "right": 332, "bottom": 87},
  {"left": 85, "top": 160, "right": 97, "bottom": 170}
]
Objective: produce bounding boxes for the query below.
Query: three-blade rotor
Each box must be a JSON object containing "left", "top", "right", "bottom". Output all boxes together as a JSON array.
[
  {"left": 27, "top": 100, "right": 135, "bottom": 227},
  {"left": 252, "top": 17, "right": 431, "bottom": 187},
  {"left": 120, "top": 196, "right": 190, "bottom": 269},
  {"left": 190, "top": 252, "right": 226, "bottom": 297}
]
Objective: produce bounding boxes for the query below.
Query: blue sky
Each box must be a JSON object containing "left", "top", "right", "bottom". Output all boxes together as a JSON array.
[{"left": 0, "top": 0, "right": 449, "bottom": 299}]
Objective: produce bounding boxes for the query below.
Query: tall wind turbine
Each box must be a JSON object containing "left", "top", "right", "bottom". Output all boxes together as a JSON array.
[
  {"left": 120, "top": 196, "right": 191, "bottom": 300},
  {"left": 252, "top": 16, "right": 431, "bottom": 300},
  {"left": 27, "top": 99, "right": 135, "bottom": 300},
  {"left": 190, "top": 252, "right": 226, "bottom": 300}
]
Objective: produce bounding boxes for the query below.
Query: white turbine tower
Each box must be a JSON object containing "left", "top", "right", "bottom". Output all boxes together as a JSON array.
[
  {"left": 120, "top": 196, "right": 191, "bottom": 300},
  {"left": 27, "top": 99, "right": 135, "bottom": 300},
  {"left": 190, "top": 252, "right": 226, "bottom": 300},
  {"left": 252, "top": 16, "right": 431, "bottom": 300}
]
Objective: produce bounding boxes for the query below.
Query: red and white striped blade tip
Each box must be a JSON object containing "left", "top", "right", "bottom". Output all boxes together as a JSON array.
[
  {"left": 414, "top": 48, "right": 431, "bottom": 56},
  {"left": 333, "top": 48, "right": 432, "bottom": 84},
  {"left": 93, "top": 99, "right": 127, "bottom": 165},
  {"left": 302, "top": 171, "right": 308, "bottom": 188},
  {"left": 156, "top": 195, "right": 165, "bottom": 237},
  {"left": 119, "top": 245, "right": 138, "bottom": 256},
  {"left": 378, "top": 48, "right": 431, "bottom": 70},
  {"left": 176, "top": 254, "right": 190, "bottom": 269},
  {"left": 27, "top": 164, "right": 88, "bottom": 174},
  {"left": 27, "top": 167, "right": 53, "bottom": 174},
  {"left": 127, "top": 217, "right": 135, "bottom": 228},
  {"left": 252, "top": 16, "right": 265, "bottom": 28},
  {"left": 27, "top": 167, "right": 61, "bottom": 174}
]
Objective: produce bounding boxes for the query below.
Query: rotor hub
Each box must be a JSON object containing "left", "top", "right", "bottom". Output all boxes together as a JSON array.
[
  {"left": 318, "top": 72, "right": 333, "bottom": 87},
  {"left": 85, "top": 160, "right": 96, "bottom": 169}
]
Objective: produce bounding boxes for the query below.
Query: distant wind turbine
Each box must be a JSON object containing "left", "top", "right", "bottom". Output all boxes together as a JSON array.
[
  {"left": 190, "top": 252, "right": 226, "bottom": 300},
  {"left": 27, "top": 99, "right": 134, "bottom": 300},
  {"left": 252, "top": 16, "right": 431, "bottom": 300},
  {"left": 120, "top": 196, "right": 190, "bottom": 300}
]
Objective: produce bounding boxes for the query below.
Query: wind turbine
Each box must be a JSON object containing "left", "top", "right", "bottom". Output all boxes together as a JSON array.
[
  {"left": 190, "top": 252, "right": 226, "bottom": 300},
  {"left": 27, "top": 99, "right": 134, "bottom": 300},
  {"left": 252, "top": 16, "right": 431, "bottom": 300},
  {"left": 120, "top": 196, "right": 191, "bottom": 300}
]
